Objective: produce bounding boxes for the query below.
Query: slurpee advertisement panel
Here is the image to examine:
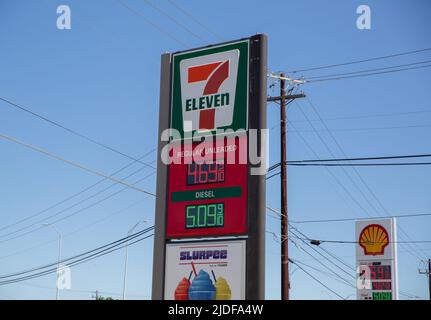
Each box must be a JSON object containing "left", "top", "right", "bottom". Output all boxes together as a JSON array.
[{"left": 164, "top": 240, "right": 246, "bottom": 300}]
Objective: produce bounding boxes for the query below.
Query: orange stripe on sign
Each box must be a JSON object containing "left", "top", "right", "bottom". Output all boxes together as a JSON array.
[{"left": 188, "top": 62, "right": 222, "bottom": 83}]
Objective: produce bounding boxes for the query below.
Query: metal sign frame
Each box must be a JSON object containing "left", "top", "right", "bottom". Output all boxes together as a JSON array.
[
  {"left": 152, "top": 34, "right": 267, "bottom": 300},
  {"left": 355, "top": 218, "right": 399, "bottom": 300}
]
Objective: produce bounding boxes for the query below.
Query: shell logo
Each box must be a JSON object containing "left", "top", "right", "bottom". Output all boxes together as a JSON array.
[{"left": 359, "top": 224, "right": 389, "bottom": 256}]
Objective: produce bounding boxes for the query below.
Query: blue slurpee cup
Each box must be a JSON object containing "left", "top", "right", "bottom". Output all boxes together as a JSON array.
[{"left": 188, "top": 270, "right": 216, "bottom": 300}]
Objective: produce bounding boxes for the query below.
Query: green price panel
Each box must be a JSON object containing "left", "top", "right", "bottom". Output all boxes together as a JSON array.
[
  {"left": 185, "top": 203, "right": 224, "bottom": 229},
  {"left": 372, "top": 292, "right": 392, "bottom": 300}
]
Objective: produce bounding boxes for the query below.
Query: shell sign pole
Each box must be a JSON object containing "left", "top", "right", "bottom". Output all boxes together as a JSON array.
[
  {"left": 355, "top": 218, "right": 399, "bottom": 300},
  {"left": 151, "top": 35, "right": 267, "bottom": 300}
]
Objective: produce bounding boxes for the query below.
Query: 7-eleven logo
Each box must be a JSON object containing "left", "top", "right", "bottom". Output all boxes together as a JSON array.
[{"left": 179, "top": 49, "right": 240, "bottom": 132}]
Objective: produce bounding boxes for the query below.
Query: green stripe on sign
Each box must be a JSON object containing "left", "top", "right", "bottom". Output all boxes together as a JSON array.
[{"left": 171, "top": 186, "right": 242, "bottom": 202}]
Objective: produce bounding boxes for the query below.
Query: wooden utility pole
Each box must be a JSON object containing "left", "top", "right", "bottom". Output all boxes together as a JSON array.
[
  {"left": 267, "top": 73, "right": 305, "bottom": 300},
  {"left": 419, "top": 259, "right": 431, "bottom": 300},
  {"left": 280, "top": 74, "right": 289, "bottom": 300}
]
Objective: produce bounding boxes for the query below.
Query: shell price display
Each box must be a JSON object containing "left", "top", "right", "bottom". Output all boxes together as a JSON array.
[
  {"left": 369, "top": 265, "right": 391, "bottom": 280},
  {"left": 372, "top": 292, "right": 392, "bottom": 300},
  {"left": 185, "top": 203, "right": 224, "bottom": 229}
]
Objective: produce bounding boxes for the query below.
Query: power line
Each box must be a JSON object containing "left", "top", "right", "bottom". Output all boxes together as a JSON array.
[
  {"left": 141, "top": 0, "right": 207, "bottom": 43},
  {"left": 294, "top": 236, "right": 431, "bottom": 244},
  {"left": 0, "top": 226, "right": 154, "bottom": 280},
  {"left": 288, "top": 229, "right": 355, "bottom": 282},
  {"left": 267, "top": 153, "right": 431, "bottom": 172},
  {"left": 291, "top": 257, "right": 355, "bottom": 291},
  {"left": 289, "top": 258, "right": 346, "bottom": 300},
  {"left": 289, "top": 124, "right": 431, "bottom": 133},
  {"left": 304, "top": 96, "right": 428, "bottom": 261},
  {"left": 290, "top": 213, "right": 431, "bottom": 224},
  {"left": 0, "top": 232, "right": 154, "bottom": 286},
  {"left": 0, "top": 227, "right": 154, "bottom": 284},
  {"left": 115, "top": 0, "right": 188, "bottom": 46},
  {"left": 0, "top": 149, "right": 156, "bottom": 231},
  {"left": 307, "top": 59, "right": 431, "bottom": 80},
  {"left": 286, "top": 47, "right": 431, "bottom": 73},
  {"left": 0, "top": 132, "right": 156, "bottom": 196},
  {"left": 0, "top": 96, "right": 155, "bottom": 170},
  {"left": 307, "top": 63, "right": 431, "bottom": 83},
  {"left": 0, "top": 198, "right": 149, "bottom": 261},
  {"left": 269, "top": 226, "right": 352, "bottom": 299},
  {"left": 269, "top": 218, "right": 359, "bottom": 289},
  {"left": 166, "top": 0, "right": 223, "bottom": 41},
  {"left": 287, "top": 108, "right": 431, "bottom": 123},
  {"left": 0, "top": 171, "right": 155, "bottom": 244},
  {"left": 288, "top": 162, "right": 431, "bottom": 167},
  {"left": 283, "top": 119, "right": 372, "bottom": 218},
  {"left": 0, "top": 168, "right": 154, "bottom": 241}
]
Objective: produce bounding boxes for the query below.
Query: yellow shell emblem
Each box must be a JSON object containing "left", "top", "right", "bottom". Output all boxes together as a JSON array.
[{"left": 359, "top": 224, "right": 389, "bottom": 256}]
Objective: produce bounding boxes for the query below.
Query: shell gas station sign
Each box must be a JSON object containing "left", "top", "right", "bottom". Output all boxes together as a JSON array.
[{"left": 355, "top": 218, "right": 398, "bottom": 300}]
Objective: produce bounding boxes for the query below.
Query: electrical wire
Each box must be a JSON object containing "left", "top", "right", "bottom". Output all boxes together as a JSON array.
[
  {"left": 0, "top": 197, "right": 149, "bottom": 261},
  {"left": 0, "top": 227, "right": 154, "bottom": 284},
  {"left": 0, "top": 148, "right": 155, "bottom": 233},
  {"left": 289, "top": 258, "right": 346, "bottom": 300},
  {"left": 307, "top": 59, "right": 431, "bottom": 80},
  {"left": 295, "top": 237, "right": 431, "bottom": 244},
  {"left": 286, "top": 47, "right": 431, "bottom": 73},
  {"left": 288, "top": 162, "right": 431, "bottom": 166},
  {"left": 0, "top": 226, "right": 154, "bottom": 280},
  {"left": 0, "top": 96, "right": 155, "bottom": 170},
  {"left": 0, "top": 132, "right": 156, "bottom": 196},
  {"left": 166, "top": 0, "right": 223, "bottom": 41},
  {"left": 116, "top": 0, "right": 188, "bottom": 46},
  {"left": 289, "top": 124, "right": 431, "bottom": 133},
  {"left": 288, "top": 108, "right": 431, "bottom": 123},
  {"left": 0, "top": 163, "right": 154, "bottom": 239},
  {"left": 0, "top": 171, "right": 155, "bottom": 244},
  {"left": 304, "top": 97, "right": 429, "bottom": 261},
  {"left": 141, "top": 0, "right": 207, "bottom": 43},
  {"left": 307, "top": 63, "right": 431, "bottom": 83},
  {"left": 290, "top": 213, "right": 431, "bottom": 224},
  {"left": 0, "top": 233, "right": 154, "bottom": 285}
]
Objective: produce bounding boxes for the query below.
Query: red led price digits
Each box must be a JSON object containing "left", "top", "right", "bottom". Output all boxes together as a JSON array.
[{"left": 187, "top": 163, "right": 225, "bottom": 185}]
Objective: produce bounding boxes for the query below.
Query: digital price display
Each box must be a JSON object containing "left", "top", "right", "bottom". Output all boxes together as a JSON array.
[
  {"left": 185, "top": 203, "right": 224, "bottom": 229},
  {"left": 166, "top": 135, "right": 248, "bottom": 238},
  {"left": 357, "top": 261, "right": 395, "bottom": 300},
  {"left": 187, "top": 163, "right": 225, "bottom": 185},
  {"left": 372, "top": 281, "right": 391, "bottom": 291},
  {"left": 369, "top": 265, "right": 391, "bottom": 280},
  {"left": 372, "top": 292, "right": 392, "bottom": 300}
]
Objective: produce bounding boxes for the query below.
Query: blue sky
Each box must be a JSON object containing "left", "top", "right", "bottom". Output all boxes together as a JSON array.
[{"left": 0, "top": 0, "right": 430, "bottom": 300}]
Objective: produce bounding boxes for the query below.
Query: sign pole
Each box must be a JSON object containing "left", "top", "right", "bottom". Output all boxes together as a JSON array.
[
  {"left": 245, "top": 34, "right": 267, "bottom": 300},
  {"left": 151, "top": 52, "right": 172, "bottom": 300}
]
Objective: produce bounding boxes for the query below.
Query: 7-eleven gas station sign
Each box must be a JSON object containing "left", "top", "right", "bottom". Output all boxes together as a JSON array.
[
  {"left": 170, "top": 40, "right": 249, "bottom": 137},
  {"left": 152, "top": 35, "right": 267, "bottom": 300}
]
